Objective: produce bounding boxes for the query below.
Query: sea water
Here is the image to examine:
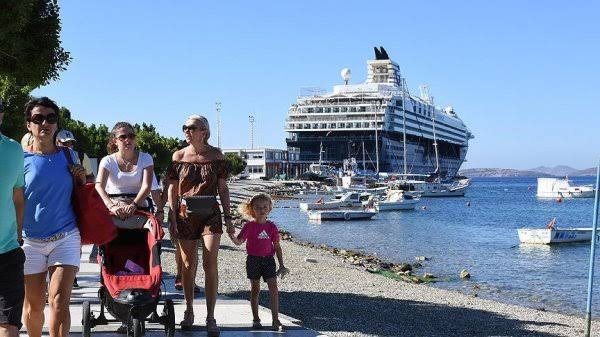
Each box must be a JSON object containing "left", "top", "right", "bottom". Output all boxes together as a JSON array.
[{"left": 271, "top": 177, "right": 600, "bottom": 317}]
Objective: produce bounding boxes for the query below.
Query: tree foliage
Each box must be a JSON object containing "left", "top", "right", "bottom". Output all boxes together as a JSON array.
[
  {"left": 133, "top": 123, "right": 180, "bottom": 177},
  {"left": 0, "top": 0, "right": 71, "bottom": 87},
  {"left": 225, "top": 153, "right": 247, "bottom": 176},
  {"left": 0, "top": 0, "right": 71, "bottom": 139}
]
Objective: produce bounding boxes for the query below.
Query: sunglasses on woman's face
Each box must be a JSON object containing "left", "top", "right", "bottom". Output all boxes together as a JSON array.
[
  {"left": 182, "top": 124, "right": 206, "bottom": 132},
  {"left": 29, "top": 113, "right": 59, "bottom": 125},
  {"left": 116, "top": 133, "right": 136, "bottom": 141}
]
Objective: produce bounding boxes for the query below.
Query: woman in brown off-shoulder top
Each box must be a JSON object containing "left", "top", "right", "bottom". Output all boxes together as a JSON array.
[{"left": 166, "top": 115, "right": 233, "bottom": 335}]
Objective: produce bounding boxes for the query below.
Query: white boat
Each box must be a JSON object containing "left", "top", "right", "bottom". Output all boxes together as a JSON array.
[
  {"left": 299, "top": 192, "right": 367, "bottom": 211},
  {"left": 536, "top": 177, "right": 594, "bottom": 198},
  {"left": 308, "top": 209, "right": 378, "bottom": 221},
  {"left": 393, "top": 178, "right": 470, "bottom": 197},
  {"left": 376, "top": 190, "right": 419, "bottom": 211},
  {"left": 518, "top": 227, "right": 595, "bottom": 244}
]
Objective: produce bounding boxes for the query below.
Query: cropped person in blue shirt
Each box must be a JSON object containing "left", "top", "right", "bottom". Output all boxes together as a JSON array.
[
  {"left": 21, "top": 97, "right": 86, "bottom": 337},
  {"left": 0, "top": 99, "right": 26, "bottom": 337}
]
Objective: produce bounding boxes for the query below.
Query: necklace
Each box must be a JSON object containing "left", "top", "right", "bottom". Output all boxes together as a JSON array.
[{"left": 117, "top": 153, "right": 137, "bottom": 171}]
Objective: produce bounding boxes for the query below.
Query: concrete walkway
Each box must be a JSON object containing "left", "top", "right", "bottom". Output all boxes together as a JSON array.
[{"left": 20, "top": 245, "right": 325, "bottom": 336}]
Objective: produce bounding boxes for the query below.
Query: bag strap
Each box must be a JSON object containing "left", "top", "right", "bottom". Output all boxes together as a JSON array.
[{"left": 60, "top": 146, "right": 75, "bottom": 165}]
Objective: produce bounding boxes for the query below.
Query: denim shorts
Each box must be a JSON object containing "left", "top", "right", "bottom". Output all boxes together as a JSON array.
[{"left": 23, "top": 229, "right": 81, "bottom": 275}]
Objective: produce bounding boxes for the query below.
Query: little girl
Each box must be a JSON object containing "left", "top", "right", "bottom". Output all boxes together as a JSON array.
[{"left": 229, "top": 193, "right": 289, "bottom": 331}]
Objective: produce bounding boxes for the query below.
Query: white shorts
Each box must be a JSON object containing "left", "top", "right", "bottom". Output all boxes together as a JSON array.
[{"left": 23, "top": 229, "right": 81, "bottom": 275}]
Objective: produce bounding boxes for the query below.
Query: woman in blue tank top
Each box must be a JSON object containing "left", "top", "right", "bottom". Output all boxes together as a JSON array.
[{"left": 21, "top": 97, "right": 86, "bottom": 337}]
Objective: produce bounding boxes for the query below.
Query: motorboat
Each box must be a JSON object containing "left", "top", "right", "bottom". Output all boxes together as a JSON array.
[
  {"left": 518, "top": 218, "right": 596, "bottom": 244},
  {"left": 392, "top": 178, "right": 470, "bottom": 197},
  {"left": 518, "top": 228, "right": 595, "bottom": 244},
  {"left": 308, "top": 209, "right": 378, "bottom": 221},
  {"left": 376, "top": 190, "right": 419, "bottom": 211},
  {"left": 299, "top": 192, "right": 368, "bottom": 211},
  {"left": 536, "top": 177, "right": 594, "bottom": 198}
]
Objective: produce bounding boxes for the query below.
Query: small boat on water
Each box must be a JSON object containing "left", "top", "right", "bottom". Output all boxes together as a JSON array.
[
  {"left": 308, "top": 209, "right": 378, "bottom": 221},
  {"left": 299, "top": 191, "right": 369, "bottom": 211},
  {"left": 518, "top": 218, "right": 596, "bottom": 244},
  {"left": 393, "top": 178, "right": 470, "bottom": 198},
  {"left": 518, "top": 228, "right": 595, "bottom": 244},
  {"left": 536, "top": 177, "right": 595, "bottom": 198},
  {"left": 376, "top": 190, "right": 419, "bottom": 211}
]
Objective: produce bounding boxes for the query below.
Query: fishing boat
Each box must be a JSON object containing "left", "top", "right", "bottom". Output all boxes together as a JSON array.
[
  {"left": 308, "top": 209, "right": 378, "bottom": 221},
  {"left": 376, "top": 190, "right": 419, "bottom": 211},
  {"left": 299, "top": 191, "right": 368, "bottom": 211},
  {"left": 518, "top": 218, "right": 596, "bottom": 244},
  {"left": 536, "top": 177, "right": 595, "bottom": 198},
  {"left": 517, "top": 228, "right": 595, "bottom": 244}
]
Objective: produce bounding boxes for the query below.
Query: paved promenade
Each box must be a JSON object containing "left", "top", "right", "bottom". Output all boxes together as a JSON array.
[{"left": 20, "top": 245, "right": 324, "bottom": 336}]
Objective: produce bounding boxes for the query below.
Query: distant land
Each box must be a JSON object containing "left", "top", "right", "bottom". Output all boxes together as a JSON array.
[{"left": 459, "top": 166, "right": 596, "bottom": 178}]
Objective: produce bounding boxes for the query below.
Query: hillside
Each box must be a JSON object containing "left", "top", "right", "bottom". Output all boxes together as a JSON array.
[{"left": 458, "top": 168, "right": 552, "bottom": 178}]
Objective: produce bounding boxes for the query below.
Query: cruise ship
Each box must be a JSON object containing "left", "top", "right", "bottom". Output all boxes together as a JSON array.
[{"left": 285, "top": 47, "right": 474, "bottom": 180}]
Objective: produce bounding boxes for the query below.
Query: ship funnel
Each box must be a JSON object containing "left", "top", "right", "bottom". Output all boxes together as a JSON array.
[{"left": 340, "top": 68, "right": 351, "bottom": 85}]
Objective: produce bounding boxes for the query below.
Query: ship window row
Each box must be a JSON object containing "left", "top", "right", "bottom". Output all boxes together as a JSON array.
[
  {"left": 398, "top": 110, "right": 465, "bottom": 135},
  {"left": 289, "top": 122, "right": 380, "bottom": 130},
  {"left": 296, "top": 106, "right": 387, "bottom": 114}
]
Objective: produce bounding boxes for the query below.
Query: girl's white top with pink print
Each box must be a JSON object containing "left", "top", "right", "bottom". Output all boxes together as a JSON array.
[{"left": 237, "top": 220, "right": 280, "bottom": 257}]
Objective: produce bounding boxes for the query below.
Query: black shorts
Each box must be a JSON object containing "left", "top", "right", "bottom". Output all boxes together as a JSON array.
[
  {"left": 0, "top": 248, "right": 25, "bottom": 329},
  {"left": 246, "top": 255, "right": 276, "bottom": 282}
]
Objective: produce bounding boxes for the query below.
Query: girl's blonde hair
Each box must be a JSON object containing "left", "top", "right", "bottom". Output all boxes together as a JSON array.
[{"left": 238, "top": 193, "right": 273, "bottom": 220}]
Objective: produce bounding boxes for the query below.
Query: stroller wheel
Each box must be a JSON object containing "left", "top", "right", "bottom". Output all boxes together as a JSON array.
[
  {"left": 82, "top": 301, "right": 92, "bottom": 337},
  {"left": 163, "top": 299, "right": 175, "bottom": 337},
  {"left": 131, "top": 318, "right": 143, "bottom": 337}
]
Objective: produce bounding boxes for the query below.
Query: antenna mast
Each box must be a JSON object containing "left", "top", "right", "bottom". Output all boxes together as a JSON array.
[
  {"left": 401, "top": 78, "right": 410, "bottom": 175},
  {"left": 215, "top": 101, "right": 221, "bottom": 148}
]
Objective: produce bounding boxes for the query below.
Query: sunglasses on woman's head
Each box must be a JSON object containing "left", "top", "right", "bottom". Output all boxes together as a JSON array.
[
  {"left": 29, "top": 113, "right": 59, "bottom": 125},
  {"left": 116, "top": 133, "right": 136, "bottom": 141},
  {"left": 182, "top": 124, "right": 206, "bottom": 132}
]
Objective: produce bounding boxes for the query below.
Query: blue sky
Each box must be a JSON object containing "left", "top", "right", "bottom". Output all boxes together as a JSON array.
[{"left": 33, "top": 1, "right": 599, "bottom": 169}]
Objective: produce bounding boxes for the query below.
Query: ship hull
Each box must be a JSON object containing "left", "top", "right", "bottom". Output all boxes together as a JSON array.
[{"left": 286, "top": 131, "right": 467, "bottom": 179}]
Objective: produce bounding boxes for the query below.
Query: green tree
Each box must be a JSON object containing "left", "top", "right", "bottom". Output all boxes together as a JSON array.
[
  {"left": 134, "top": 123, "right": 180, "bottom": 177},
  {"left": 59, "top": 107, "right": 110, "bottom": 158},
  {"left": 225, "top": 153, "right": 247, "bottom": 176},
  {"left": 0, "top": 0, "right": 70, "bottom": 140}
]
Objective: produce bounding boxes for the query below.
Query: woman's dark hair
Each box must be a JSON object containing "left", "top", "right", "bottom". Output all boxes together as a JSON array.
[
  {"left": 107, "top": 121, "right": 135, "bottom": 154},
  {"left": 24, "top": 97, "right": 60, "bottom": 121}
]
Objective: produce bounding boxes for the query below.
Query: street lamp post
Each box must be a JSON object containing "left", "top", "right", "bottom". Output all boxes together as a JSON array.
[{"left": 249, "top": 115, "right": 255, "bottom": 149}]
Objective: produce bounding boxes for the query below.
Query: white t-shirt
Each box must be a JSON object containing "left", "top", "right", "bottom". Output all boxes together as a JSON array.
[{"left": 97, "top": 152, "right": 159, "bottom": 195}]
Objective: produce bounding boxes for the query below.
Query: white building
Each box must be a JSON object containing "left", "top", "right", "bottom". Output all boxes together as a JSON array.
[{"left": 222, "top": 148, "right": 301, "bottom": 179}]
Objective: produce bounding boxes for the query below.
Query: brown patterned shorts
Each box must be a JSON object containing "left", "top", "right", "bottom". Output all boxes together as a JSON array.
[{"left": 176, "top": 205, "right": 223, "bottom": 240}]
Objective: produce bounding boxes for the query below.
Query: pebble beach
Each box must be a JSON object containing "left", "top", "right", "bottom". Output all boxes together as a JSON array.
[{"left": 159, "top": 180, "right": 600, "bottom": 337}]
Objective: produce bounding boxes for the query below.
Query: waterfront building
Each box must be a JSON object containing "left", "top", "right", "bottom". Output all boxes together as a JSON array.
[
  {"left": 223, "top": 148, "right": 301, "bottom": 179},
  {"left": 284, "top": 47, "right": 474, "bottom": 180}
]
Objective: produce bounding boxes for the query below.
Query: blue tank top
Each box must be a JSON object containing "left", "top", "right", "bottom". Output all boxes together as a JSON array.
[{"left": 23, "top": 149, "right": 77, "bottom": 239}]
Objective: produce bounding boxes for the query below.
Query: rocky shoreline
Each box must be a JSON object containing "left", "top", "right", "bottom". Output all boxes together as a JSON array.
[{"left": 159, "top": 180, "right": 600, "bottom": 336}]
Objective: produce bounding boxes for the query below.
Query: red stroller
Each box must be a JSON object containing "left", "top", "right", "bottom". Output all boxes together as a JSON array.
[{"left": 81, "top": 211, "right": 175, "bottom": 337}]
